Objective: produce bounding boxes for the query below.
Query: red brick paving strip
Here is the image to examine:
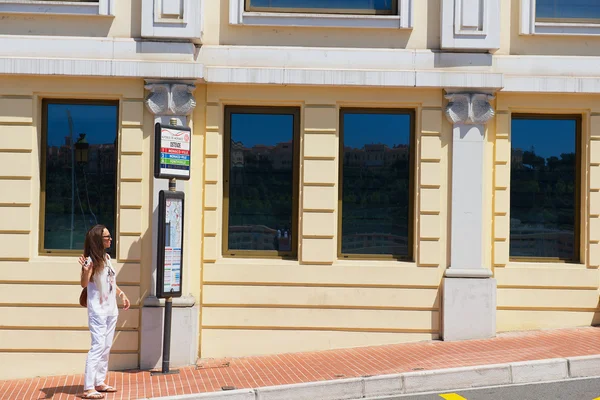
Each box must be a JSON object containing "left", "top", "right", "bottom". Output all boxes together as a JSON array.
[{"left": 2, "top": 327, "right": 600, "bottom": 400}]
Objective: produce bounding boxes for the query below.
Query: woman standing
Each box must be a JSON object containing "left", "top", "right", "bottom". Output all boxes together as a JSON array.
[{"left": 79, "top": 224, "right": 130, "bottom": 400}]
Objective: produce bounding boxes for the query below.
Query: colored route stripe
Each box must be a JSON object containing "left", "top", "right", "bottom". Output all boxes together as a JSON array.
[{"left": 439, "top": 394, "right": 467, "bottom": 400}]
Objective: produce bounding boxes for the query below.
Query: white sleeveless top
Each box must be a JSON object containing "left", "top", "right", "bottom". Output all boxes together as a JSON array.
[{"left": 86, "top": 254, "right": 118, "bottom": 317}]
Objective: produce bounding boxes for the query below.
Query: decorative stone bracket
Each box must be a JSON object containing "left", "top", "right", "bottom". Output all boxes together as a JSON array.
[
  {"left": 444, "top": 92, "right": 495, "bottom": 125},
  {"left": 144, "top": 81, "right": 197, "bottom": 116}
]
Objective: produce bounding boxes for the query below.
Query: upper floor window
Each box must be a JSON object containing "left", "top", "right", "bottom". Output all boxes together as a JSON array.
[
  {"left": 521, "top": 0, "right": 600, "bottom": 35},
  {"left": 509, "top": 115, "right": 580, "bottom": 262},
  {"left": 536, "top": 0, "right": 600, "bottom": 21},
  {"left": 223, "top": 106, "right": 300, "bottom": 259},
  {"left": 41, "top": 100, "right": 118, "bottom": 255},
  {"left": 230, "top": 0, "right": 413, "bottom": 29},
  {"left": 339, "top": 109, "right": 414, "bottom": 260},
  {"left": 246, "top": 0, "right": 397, "bottom": 15}
]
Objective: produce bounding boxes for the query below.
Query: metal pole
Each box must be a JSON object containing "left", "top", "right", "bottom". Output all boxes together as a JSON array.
[
  {"left": 158, "top": 117, "right": 179, "bottom": 375},
  {"left": 161, "top": 296, "right": 173, "bottom": 373}
]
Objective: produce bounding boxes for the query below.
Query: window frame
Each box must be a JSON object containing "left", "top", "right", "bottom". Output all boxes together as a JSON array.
[
  {"left": 521, "top": 0, "right": 600, "bottom": 36},
  {"left": 39, "top": 98, "right": 120, "bottom": 257},
  {"left": 337, "top": 108, "right": 415, "bottom": 261},
  {"left": 508, "top": 113, "right": 582, "bottom": 263},
  {"left": 245, "top": 0, "right": 398, "bottom": 16},
  {"left": 0, "top": 0, "right": 114, "bottom": 16},
  {"left": 229, "top": 0, "right": 413, "bottom": 29},
  {"left": 222, "top": 105, "right": 300, "bottom": 259}
]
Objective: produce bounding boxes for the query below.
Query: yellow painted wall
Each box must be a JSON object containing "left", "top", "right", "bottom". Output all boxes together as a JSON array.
[
  {"left": 202, "top": 0, "right": 440, "bottom": 49},
  {"left": 0, "top": 1, "right": 139, "bottom": 38},
  {"left": 493, "top": 93, "right": 600, "bottom": 332},
  {"left": 199, "top": 85, "right": 449, "bottom": 358},
  {"left": 0, "top": 76, "right": 149, "bottom": 380}
]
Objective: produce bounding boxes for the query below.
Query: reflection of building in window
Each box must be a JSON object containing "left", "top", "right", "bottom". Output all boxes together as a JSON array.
[
  {"left": 510, "top": 220, "right": 574, "bottom": 259},
  {"left": 228, "top": 225, "right": 291, "bottom": 251},
  {"left": 231, "top": 139, "right": 293, "bottom": 170},
  {"left": 344, "top": 143, "right": 409, "bottom": 168},
  {"left": 342, "top": 233, "right": 408, "bottom": 254}
]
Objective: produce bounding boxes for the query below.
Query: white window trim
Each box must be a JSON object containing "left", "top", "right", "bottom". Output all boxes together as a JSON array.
[
  {"left": 521, "top": 0, "right": 600, "bottom": 36},
  {"left": 229, "top": 0, "right": 413, "bottom": 29},
  {"left": 0, "top": 0, "right": 114, "bottom": 16}
]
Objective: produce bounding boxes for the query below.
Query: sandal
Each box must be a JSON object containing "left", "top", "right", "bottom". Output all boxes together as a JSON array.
[
  {"left": 95, "top": 385, "right": 117, "bottom": 393},
  {"left": 82, "top": 391, "right": 104, "bottom": 399}
]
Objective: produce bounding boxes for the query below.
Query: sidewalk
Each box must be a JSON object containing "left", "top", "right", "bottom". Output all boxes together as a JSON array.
[{"left": 2, "top": 327, "right": 600, "bottom": 400}]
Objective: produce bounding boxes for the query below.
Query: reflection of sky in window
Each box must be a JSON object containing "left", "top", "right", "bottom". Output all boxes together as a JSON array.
[
  {"left": 231, "top": 113, "right": 294, "bottom": 147},
  {"left": 536, "top": 0, "right": 600, "bottom": 19},
  {"left": 511, "top": 119, "right": 575, "bottom": 160},
  {"left": 47, "top": 104, "right": 118, "bottom": 147},
  {"left": 343, "top": 113, "right": 411, "bottom": 149},
  {"left": 250, "top": 0, "right": 392, "bottom": 10}
]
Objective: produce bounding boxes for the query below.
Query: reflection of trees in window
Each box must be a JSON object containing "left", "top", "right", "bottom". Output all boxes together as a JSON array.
[
  {"left": 340, "top": 110, "right": 413, "bottom": 258},
  {"left": 510, "top": 117, "right": 578, "bottom": 260},
  {"left": 42, "top": 102, "right": 118, "bottom": 253},
  {"left": 225, "top": 109, "right": 298, "bottom": 256}
]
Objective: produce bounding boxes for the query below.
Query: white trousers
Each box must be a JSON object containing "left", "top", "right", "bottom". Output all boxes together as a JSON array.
[{"left": 84, "top": 314, "right": 118, "bottom": 391}]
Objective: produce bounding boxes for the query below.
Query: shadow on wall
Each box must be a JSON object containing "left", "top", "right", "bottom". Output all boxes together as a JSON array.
[
  {"left": 0, "top": 14, "right": 113, "bottom": 37},
  {"left": 217, "top": 0, "right": 443, "bottom": 49}
]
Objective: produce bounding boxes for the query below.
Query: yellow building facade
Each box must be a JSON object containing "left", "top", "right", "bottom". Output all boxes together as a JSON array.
[{"left": 0, "top": 0, "right": 599, "bottom": 380}]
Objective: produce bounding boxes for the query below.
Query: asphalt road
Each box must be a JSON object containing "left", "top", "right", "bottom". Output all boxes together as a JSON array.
[{"left": 374, "top": 377, "right": 600, "bottom": 400}]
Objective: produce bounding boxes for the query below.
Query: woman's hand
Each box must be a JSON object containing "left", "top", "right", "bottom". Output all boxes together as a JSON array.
[
  {"left": 79, "top": 255, "right": 92, "bottom": 270},
  {"left": 79, "top": 255, "right": 93, "bottom": 288},
  {"left": 120, "top": 292, "right": 131, "bottom": 310}
]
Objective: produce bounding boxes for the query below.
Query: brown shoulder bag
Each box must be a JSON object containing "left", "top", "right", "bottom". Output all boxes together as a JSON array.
[{"left": 79, "top": 287, "right": 87, "bottom": 308}]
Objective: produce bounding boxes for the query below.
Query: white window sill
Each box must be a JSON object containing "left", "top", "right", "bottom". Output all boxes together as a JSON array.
[
  {"left": 531, "top": 21, "right": 600, "bottom": 36},
  {"left": 0, "top": 0, "right": 114, "bottom": 16},
  {"left": 235, "top": 11, "right": 406, "bottom": 29}
]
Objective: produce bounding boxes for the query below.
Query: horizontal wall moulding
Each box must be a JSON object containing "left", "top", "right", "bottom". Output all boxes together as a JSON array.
[
  {"left": 303, "top": 182, "right": 336, "bottom": 187},
  {"left": 0, "top": 282, "right": 127, "bottom": 287},
  {"left": 0, "top": 349, "right": 138, "bottom": 354},
  {"left": 497, "top": 285, "right": 598, "bottom": 291},
  {"left": 0, "top": 149, "right": 32, "bottom": 153},
  {"left": 204, "top": 304, "right": 438, "bottom": 311},
  {"left": 0, "top": 57, "right": 203, "bottom": 80},
  {"left": 0, "top": 176, "right": 31, "bottom": 180},
  {"left": 304, "top": 128, "right": 338, "bottom": 134},
  {"left": 0, "top": 326, "right": 138, "bottom": 331},
  {"left": 304, "top": 156, "right": 336, "bottom": 161},
  {"left": 498, "top": 306, "right": 600, "bottom": 312},
  {"left": 202, "top": 281, "right": 439, "bottom": 289},
  {"left": 201, "top": 326, "right": 437, "bottom": 334},
  {"left": 119, "top": 205, "right": 142, "bottom": 210}
]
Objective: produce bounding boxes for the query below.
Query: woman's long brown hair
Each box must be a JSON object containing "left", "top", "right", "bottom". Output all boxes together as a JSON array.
[{"left": 83, "top": 224, "right": 107, "bottom": 279}]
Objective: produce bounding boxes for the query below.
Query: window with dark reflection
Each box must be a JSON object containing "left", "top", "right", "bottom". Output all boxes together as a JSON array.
[
  {"left": 510, "top": 116, "right": 579, "bottom": 261},
  {"left": 340, "top": 110, "right": 413, "bottom": 258},
  {"left": 247, "top": 0, "right": 396, "bottom": 14},
  {"left": 224, "top": 107, "right": 298, "bottom": 256},
  {"left": 42, "top": 101, "right": 118, "bottom": 253},
  {"left": 536, "top": 0, "right": 600, "bottom": 20}
]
